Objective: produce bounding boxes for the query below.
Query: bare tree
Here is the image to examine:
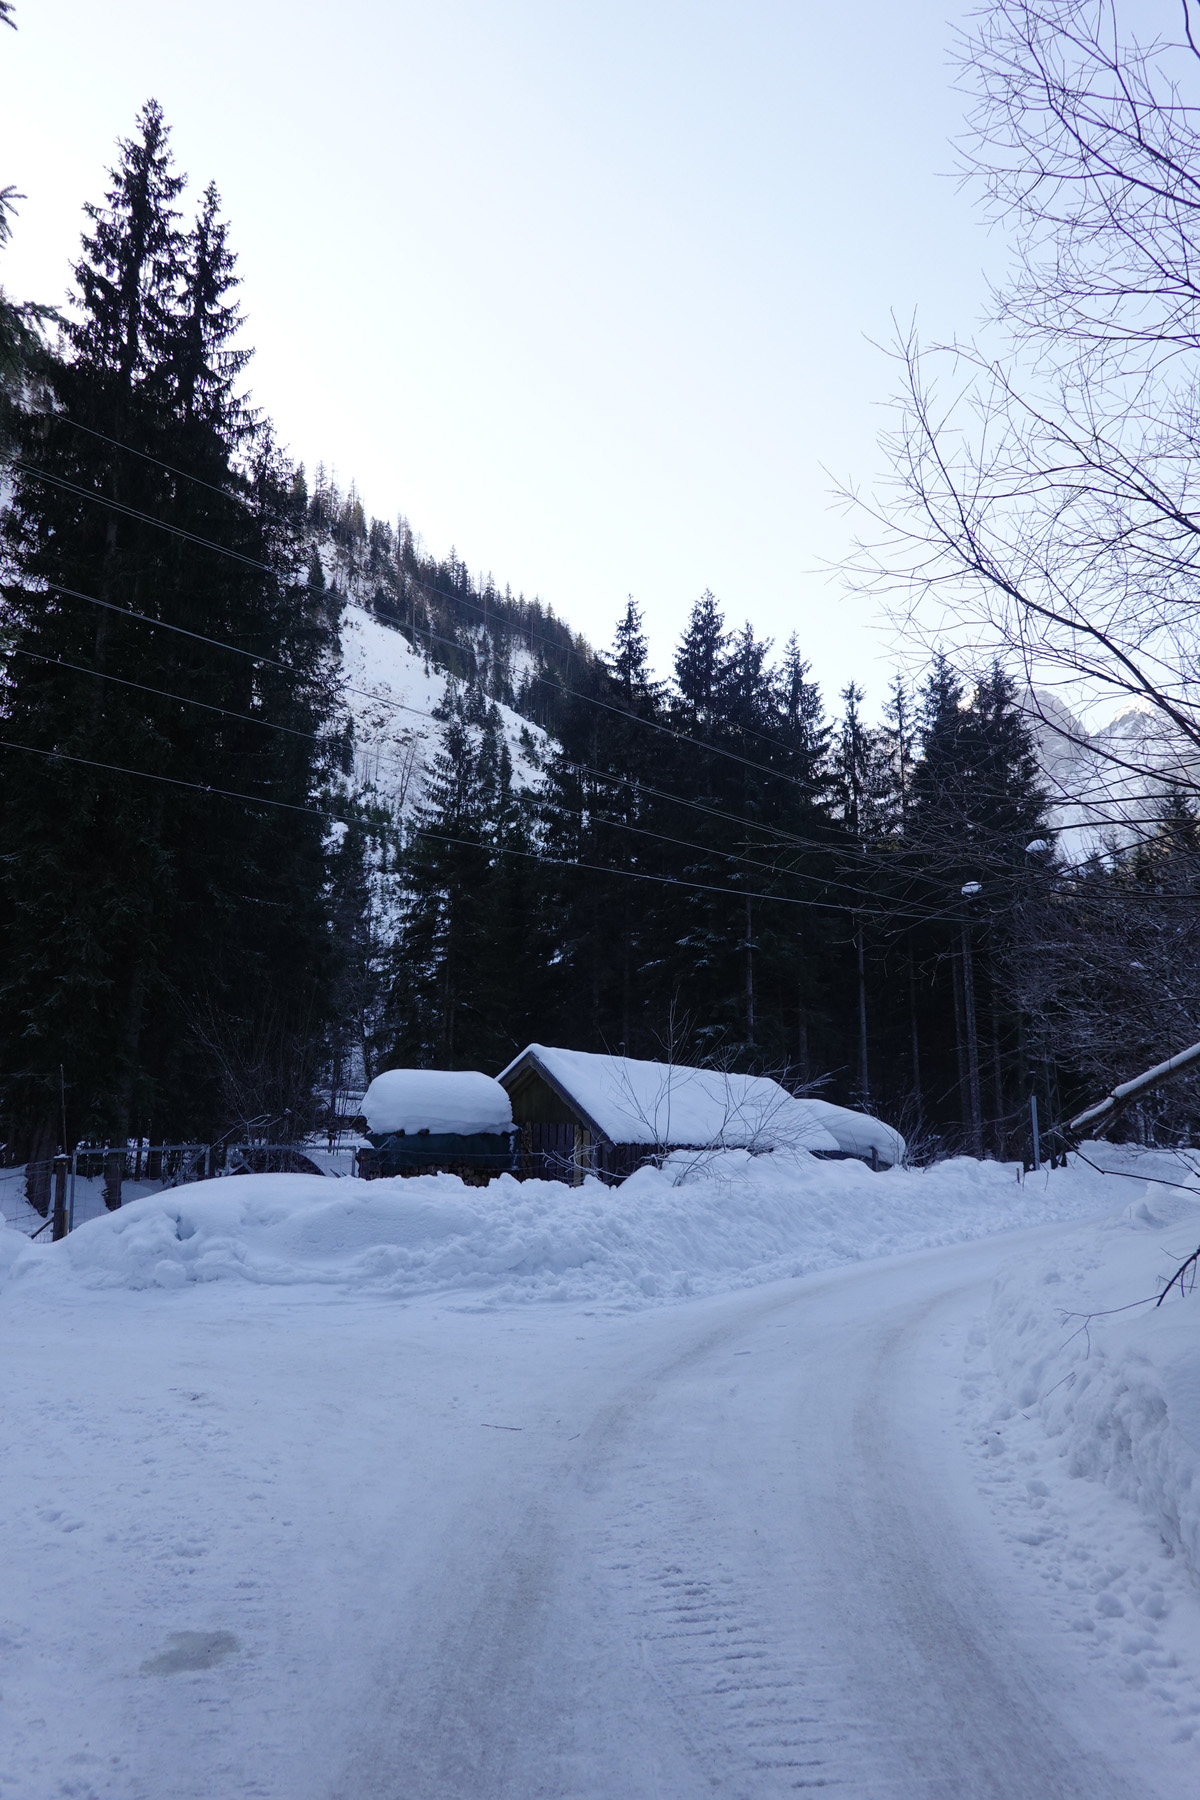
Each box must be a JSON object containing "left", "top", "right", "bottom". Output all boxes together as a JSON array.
[{"left": 849, "top": 1, "right": 1200, "bottom": 796}]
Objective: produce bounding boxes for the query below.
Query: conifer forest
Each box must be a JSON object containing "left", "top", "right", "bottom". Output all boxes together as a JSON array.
[{"left": 2, "top": 85, "right": 1198, "bottom": 1171}]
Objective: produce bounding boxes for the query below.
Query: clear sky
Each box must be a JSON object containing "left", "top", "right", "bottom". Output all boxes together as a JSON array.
[{"left": 0, "top": 0, "right": 1000, "bottom": 710}]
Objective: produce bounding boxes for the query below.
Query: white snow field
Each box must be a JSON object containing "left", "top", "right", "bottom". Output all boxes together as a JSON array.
[{"left": 2, "top": 1147, "right": 1200, "bottom": 1799}]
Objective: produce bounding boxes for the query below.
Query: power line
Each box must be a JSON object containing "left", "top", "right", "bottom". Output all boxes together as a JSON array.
[
  {"left": 9, "top": 646, "right": 321, "bottom": 743},
  {"left": 33, "top": 579, "right": 884, "bottom": 875},
  {"left": 19, "top": 597, "right": 958, "bottom": 915},
  {"left": 13, "top": 462, "right": 279, "bottom": 575},
  {"left": 7, "top": 647, "right": 851, "bottom": 897},
  {"left": 0, "top": 736, "right": 894, "bottom": 916},
  {"left": 43, "top": 410, "right": 811, "bottom": 758},
  {"left": 16, "top": 461, "right": 823, "bottom": 794},
  {"left": 0, "top": 735, "right": 335, "bottom": 818},
  {"left": 34, "top": 410, "right": 257, "bottom": 508},
  {"left": 14, "top": 583, "right": 1078, "bottom": 919}
]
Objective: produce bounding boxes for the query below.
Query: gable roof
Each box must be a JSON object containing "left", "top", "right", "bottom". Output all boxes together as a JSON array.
[{"left": 497, "top": 1044, "right": 904, "bottom": 1164}]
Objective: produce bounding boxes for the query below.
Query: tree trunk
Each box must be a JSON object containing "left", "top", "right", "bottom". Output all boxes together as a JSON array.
[
  {"left": 951, "top": 944, "right": 968, "bottom": 1136},
  {"left": 990, "top": 996, "right": 1004, "bottom": 1156}
]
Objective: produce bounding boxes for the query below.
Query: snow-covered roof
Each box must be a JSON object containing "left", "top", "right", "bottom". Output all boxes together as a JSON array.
[
  {"left": 362, "top": 1069, "right": 514, "bottom": 1138},
  {"left": 785, "top": 1096, "right": 906, "bottom": 1166},
  {"left": 497, "top": 1045, "right": 905, "bottom": 1163}
]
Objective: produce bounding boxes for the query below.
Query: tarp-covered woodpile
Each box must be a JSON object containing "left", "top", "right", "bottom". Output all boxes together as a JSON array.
[{"left": 357, "top": 1070, "right": 517, "bottom": 1184}]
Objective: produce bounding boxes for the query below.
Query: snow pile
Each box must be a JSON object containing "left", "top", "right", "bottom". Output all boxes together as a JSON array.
[
  {"left": 361, "top": 1068, "right": 513, "bottom": 1137},
  {"left": 3, "top": 1149, "right": 1112, "bottom": 1308},
  {"left": 499, "top": 1044, "right": 904, "bottom": 1162},
  {"left": 988, "top": 1147, "right": 1200, "bottom": 1582}
]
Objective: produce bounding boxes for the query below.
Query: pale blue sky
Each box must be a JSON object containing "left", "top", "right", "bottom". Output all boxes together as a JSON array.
[{"left": 1, "top": 1, "right": 999, "bottom": 707}]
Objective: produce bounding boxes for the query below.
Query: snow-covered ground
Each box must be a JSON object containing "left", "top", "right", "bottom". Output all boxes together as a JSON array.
[{"left": 2, "top": 1147, "right": 1199, "bottom": 1797}]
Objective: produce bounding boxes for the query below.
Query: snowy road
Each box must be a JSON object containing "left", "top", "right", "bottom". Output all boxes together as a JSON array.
[
  {"left": 4, "top": 1221, "right": 1198, "bottom": 1799},
  {"left": 333, "top": 1234, "right": 1177, "bottom": 1800}
]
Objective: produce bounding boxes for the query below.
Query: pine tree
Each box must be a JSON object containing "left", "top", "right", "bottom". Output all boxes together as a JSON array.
[
  {"left": 674, "top": 590, "right": 728, "bottom": 720},
  {"left": 383, "top": 695, "right": 541, "bottom": 1070},
  {"left": 0, "top": 106, "right": 341, "bottom": 1152}
]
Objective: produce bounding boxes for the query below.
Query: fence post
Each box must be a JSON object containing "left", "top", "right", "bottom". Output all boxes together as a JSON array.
[
  {"left": 1030, "top": 1094, "right": 1041, "bottom": 1173},
  {"left": 104, "top": 1149, "right": 123, "bottom": 1210},
  {"left": 52, "top": 1154, "right": 69, "bottom": 1240}
]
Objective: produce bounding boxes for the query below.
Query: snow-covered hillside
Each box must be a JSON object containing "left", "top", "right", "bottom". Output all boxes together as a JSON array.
[{"left": 339, "top": 602, "right": 547, "bottom": 820}]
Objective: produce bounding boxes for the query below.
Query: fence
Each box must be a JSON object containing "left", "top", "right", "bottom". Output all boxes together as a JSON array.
[{"left": 0, "top": 1141, "right": 328, "bottom": 1237}]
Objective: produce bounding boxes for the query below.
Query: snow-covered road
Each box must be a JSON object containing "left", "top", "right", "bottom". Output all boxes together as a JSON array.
[{"left": 6, "top": 1217, "right": 1199, "bottom": 1800}]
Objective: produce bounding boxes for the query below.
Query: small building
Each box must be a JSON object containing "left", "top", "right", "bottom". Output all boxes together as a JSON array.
[
  {"left": 356, "top": 1069, "right": 517, "bottom": 1184},
  {"left": 496, "top": 1044, "right": 904, "bottom": 1183}
]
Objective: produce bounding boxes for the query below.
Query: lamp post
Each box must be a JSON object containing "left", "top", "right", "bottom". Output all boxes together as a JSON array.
[{"left": 960, "top": 882, "right": 984, "bottom": 1157}]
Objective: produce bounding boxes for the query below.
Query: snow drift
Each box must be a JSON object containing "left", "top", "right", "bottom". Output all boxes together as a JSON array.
[
  {"left": 988, "top": 1147, "right": 1200, "bottom": 1584},
  {"left": 1, "top": 1148, "right": 1115, "bottom": 1309}
]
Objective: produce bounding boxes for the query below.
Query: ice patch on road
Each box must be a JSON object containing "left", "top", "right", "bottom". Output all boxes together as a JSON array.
[
  {"left": 140, "top": 1631, "right": 240, "bottom": 1675},
  {"left": 1, "top": 1146, "right": 1124, "bottom": 1308}
]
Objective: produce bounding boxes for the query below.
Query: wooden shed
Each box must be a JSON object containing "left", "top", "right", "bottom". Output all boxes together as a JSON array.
[{"left": 497, "top": 1045, "right": 904, "bottom": 1184}]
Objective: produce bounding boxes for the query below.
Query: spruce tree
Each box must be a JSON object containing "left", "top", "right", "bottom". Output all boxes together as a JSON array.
[{"left": 0, "top": 105, "right": 340, "bottom": 1153}]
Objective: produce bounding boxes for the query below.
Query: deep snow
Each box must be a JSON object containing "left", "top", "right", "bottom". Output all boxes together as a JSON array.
[
  {"left": 2, "top": 1146, "right": 1111, "bottom": 1308},
  {"left": 3, "top": 1147, "right": 1200, "bottom": 1799}
]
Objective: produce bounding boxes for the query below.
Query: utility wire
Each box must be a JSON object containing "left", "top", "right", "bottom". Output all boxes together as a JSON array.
[
  {"left": 32, "top": 411, "right": 258, "bottom": 507},
  {"left": 17, "top": 584, "right": 1161, "bottom": 918},
  {"left": 33, "top": 423, "right": 1200, "bottom": 830},
  {"left": 15, "top": 461, "right": 824, "bottom": 794},
  {"left": 40, "top": 411, "right": 811, "bottom": 758},
  {"left": 0, "top": 736, "right": 901, "bottom": 916},
  {"left": 32, "top": 580, "right": 917, "bottom": 894},
  {"left": 13, "top": 642, "right": 937, "bottom": 913},
  {"left": 9, "top": 646, "right": 321, "bottom": 743},
  {"left": 18, "top": 461, "right": 1180, "bottom": 903}
]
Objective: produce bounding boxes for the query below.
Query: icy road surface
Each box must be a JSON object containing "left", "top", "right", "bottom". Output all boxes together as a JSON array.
[{"left": 3, "top": 1225, "right": 1199, "bottom": 1799}]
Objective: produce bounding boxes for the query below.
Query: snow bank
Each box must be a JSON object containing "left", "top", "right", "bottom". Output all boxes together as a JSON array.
[
  {"left": 361, "top": 1068, "right": 513, "bottom": 1137},
  {"left": 988, "top": 1147, "right": 1200, "bottom": 1582},
  {"left": 499, "top": 1044, "right": 904, "bottom": 1161},
  {"left": 3, "top": 1149, "right": 1112, "bottom": 1309}
]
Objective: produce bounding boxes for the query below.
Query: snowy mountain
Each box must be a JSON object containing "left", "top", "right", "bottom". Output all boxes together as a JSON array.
[{"left": 1024, "top": 689, "right": 1200, "bottom": 860}]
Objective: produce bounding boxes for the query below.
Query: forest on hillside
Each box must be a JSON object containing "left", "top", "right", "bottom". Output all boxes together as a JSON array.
[{"left": 2, "top": 79, "right": 1199, "bottom": 1172}]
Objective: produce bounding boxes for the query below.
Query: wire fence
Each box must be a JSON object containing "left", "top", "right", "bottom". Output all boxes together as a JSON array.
[{"left": 0, "top": 1140, "right": 334, "bottom": 1238}]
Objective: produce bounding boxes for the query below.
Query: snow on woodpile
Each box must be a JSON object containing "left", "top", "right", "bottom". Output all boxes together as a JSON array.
[
  {"left": 500, "top": 1044, "right": 904, "bottom": 1162},
  {"left": 362, "top": 1069, "right": 514, "bottom": 1137}
]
